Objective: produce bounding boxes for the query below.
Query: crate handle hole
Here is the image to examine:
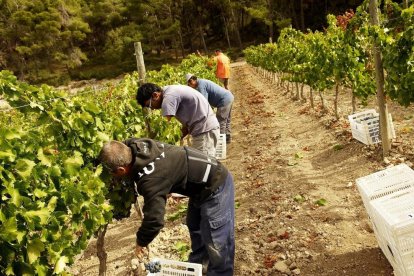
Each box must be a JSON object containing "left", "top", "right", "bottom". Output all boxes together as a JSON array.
[{"left": 387, "top": 244, "right": 394, "bottom": 258}]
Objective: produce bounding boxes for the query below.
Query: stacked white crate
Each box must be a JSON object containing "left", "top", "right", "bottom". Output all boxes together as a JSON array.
[
  {"left": 348, "top": 109, "right": 396, "bottom": 145},
  {"left": 356, "top": 164, "right": 414, "bottom": 275},
  {"left": 371, "top": 190, "right": 414, "bottom": 275}
]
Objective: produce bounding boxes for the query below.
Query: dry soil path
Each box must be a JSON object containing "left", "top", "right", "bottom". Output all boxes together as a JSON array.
[
  {"left": 72, "top": 63, "right": 395, "bottom": 276},
  {"left": 226, "top": 63, "right": 393, "bottom": 275}
]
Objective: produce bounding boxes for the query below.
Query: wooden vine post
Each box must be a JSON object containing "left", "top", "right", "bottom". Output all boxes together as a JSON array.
[
  {"left": 96, "top": 43, "right": 149, "bottom": 276},
  {"left": 133, "top": 43, "right": 152, "bottom": 272},
  {"left": 369, "top": 0, "right": 391, "bottom": 157},
  {"left": 134, "top": 42, "right": 155, "bottom": 139},
  {"left": 134, "top": 42, "right": 146, "bottom": 86},
  {"left": 133, "top": 40, "right": 150, "bottom": 240}
]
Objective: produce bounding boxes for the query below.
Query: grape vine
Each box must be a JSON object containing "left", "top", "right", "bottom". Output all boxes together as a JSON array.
[
  {"left": 0, "top": 54, "right": 215, "bottom": 275},
  {"left": 244, "top": 1, "right": 413, "bottom": 115}
]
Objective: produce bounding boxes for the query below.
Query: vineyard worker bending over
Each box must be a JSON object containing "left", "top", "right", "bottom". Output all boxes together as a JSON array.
[
  {"left": 98, "top": 138, "right": 235, "bottom": 275},
  {"left": 137, "top": 83, "right": 220, "bottom": 157},
  {"left": 186, "top": 74, "right": 234, "bottom": 144}
]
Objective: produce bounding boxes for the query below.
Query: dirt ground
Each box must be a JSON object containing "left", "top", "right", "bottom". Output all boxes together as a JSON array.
[{"left": 72, "top": 62, "right": 414, "bottom": 275}]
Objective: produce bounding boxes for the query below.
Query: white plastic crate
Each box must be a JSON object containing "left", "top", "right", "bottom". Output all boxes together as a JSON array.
[
  {"left": 215, "top": 134, "right": 226, "bottom": 160},
  {"left": 348, "top": 109, "right": 396, "bottom": 145},
  {"left": 368, "top": 213, "right": 398, "bottom": 269},
  {"left": 147, "top": 258, "right": 202, "bottom": 276},
  {"left": 370, "top": 189, "right": 414, "bottom": 275},
  {"left": 356, "top": 164, "right": 414, "bottom": 275},
  {"left": 349, "top": 109, "right": 378, "bottom": 144},
  {"left": 356, "top": 164, "right": 414, "bottom": 215},
  {"left": 374, "top": 227, "right": 399, "bottom": 270},
  {"left": 394, "top": 267, "right": 406, "bottom": 276}
]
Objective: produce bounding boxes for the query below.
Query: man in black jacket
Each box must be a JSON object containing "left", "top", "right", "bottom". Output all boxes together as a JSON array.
[{"left": 98, "top": 138, "right": 235, "bottom": 275}]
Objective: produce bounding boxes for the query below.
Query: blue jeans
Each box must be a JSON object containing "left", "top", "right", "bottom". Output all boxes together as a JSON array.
[{"left": 187, "top": 173, "right": 235, "bottom": 276}]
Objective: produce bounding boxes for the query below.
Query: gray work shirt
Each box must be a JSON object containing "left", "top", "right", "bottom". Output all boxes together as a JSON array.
[
  {"left": 162, "top": 85, "right": 219, "bottom": 136},
  {"left": 196, "top": 79, "right": 234, "bottom": 108}
]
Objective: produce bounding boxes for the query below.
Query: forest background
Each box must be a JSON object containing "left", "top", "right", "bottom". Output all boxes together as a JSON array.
[{"left": 0, "top": 0, "right": 366, "bottom": 85}]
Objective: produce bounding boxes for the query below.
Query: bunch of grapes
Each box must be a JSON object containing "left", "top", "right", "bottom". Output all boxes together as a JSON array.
[{"left": 145, "top": 261, "right": 162, "bottom": 273}]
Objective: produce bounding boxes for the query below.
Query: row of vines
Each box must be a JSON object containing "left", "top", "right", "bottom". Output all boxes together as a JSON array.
[
  {"left": 0, "top": 54, "right": 216, "bottom": 275},
  {"left": 243, "top": 1, "right": 413, "bottom": 121}
]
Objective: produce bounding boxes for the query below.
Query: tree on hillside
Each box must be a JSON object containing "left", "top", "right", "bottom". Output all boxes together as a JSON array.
[
  {"left": 83, "top": 0, "right": 125, "bottom": 58},
  {"left": 126, "top": 0, "right": 185, "bottom": 59},
  {"left": 210, "top": 0, "right": 243, "bottom": 49},
  {"left": 244, "top": 0, "right": 291, "bottom": 43},
  {"left": 104, "top": 23, "right": 143, "bottom": 63},
  {"left": 0, "top": 0, "right": 367, "bottom": 83},
  {"left": 0, "top": 0, "right": 90, "bottom": 80}
]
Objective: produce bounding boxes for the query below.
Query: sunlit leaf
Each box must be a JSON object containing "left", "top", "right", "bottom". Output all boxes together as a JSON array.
[
  {"left": 24, "top": 208, "right": 51, "bottom": 225},
  {"left": 63, "top": 152, "right": 84, "bottom": 176},
  {"left": 53, "top": 256, "right": 69, "bottom": 274},
  {"left": 315, "top": 198, "right": 327, "bottom": 206},
  {"left": 0, "top": 217, "right": 25, "bottom": 242},
  {"left": 0, "top": 150, "right": 16, "bottom": 162},
  {"left": 4, "top": 129, "right": 21, "bottom": 140},
  {"left": 15, "top": 159, "right": 36, "bottom": 179},
  {"left": 37, "top": 148, "right": 52, "bottom": 167},
  {"left": 27, "top": 238, "right": 45, "bottom": 264}
]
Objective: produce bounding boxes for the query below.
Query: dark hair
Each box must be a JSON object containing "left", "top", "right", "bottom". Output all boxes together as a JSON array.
[
  {"left": 215, "top": 49, "right": 221, "bottom": 53},
  {"left": 189, "top": 75, "right": 197, "bottom": 81},
  {"left": 136, "top": 83, "right": 162, "bottom": 107}
]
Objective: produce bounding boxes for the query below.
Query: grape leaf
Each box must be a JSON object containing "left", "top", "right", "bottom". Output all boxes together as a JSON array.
[
  {"left": 24, "top": 208, "right": 51, "bottom": 225},
  {"left": 0, "top": 150, "right": 16, "bottom": 162},
  {"left": 0, "top": 217, "right": 25, "bottom": 242},
  {"left": 27, "top": 238, "right": 45, "bottom": 264},
  {"left": 53, "top": 256, "right": 69, "bottom": 274},
  {"left": 315, "top": 198, "right": 327, "bottom": 206},
  {"left": 37, "top": 148, "right": 52, "bottom": 167},
  {"left": 63, "top": 152, "right": 84, "bottom": 176},
  {"left": 15, "top": 159, "right": 36, "bottom": 179}
]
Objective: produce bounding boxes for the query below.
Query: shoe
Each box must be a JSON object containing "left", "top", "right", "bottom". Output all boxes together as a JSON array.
[
  {"left": 202, "top": 257, "right": 209, "bottom": 275},
  {"left": 226, "top": 134, "right": 231, "bottom": 144}
]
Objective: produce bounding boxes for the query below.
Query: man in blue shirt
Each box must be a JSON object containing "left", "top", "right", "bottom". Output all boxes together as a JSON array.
[{"left": 186, "top": 74, "right": 234, "bottom": 143}]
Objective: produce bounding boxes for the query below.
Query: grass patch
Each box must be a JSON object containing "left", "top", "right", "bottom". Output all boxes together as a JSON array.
[
  {"left": 167, "top": 203, "right": 188, "bottom": 222},
  {"left": 333, "top": 144, "right": 344, "bottom": 151},
  {"left": 174, "top": 241, "right": 190, "bottom": 261}
]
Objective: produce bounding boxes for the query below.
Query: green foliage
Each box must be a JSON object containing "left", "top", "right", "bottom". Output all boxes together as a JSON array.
[
  {"left": 167, "top": 203, "right": 188, "bottom": 222},
  {"left": 0, "top": 0, "right": 367, "bottom": 84},
  {"left": 315, "top": 198, "right": 328, "bottom": 206},
  {"left": 294, "top": 152, "right": 304, "bottom": 160},
  {"left": 174, "top": 241, "right": 190, "bottom": 261},
  {"left": 235, "top": 200, "right": 241, "bottom": 209},
  {"left": 104, "top": 23, "right": 143, "bottom": 63},
  {"left": 293, "top": 194, "right": 305, "bottom": 203},
  {"left": 0, "top": 54, "right": 215, "bottom": 274},
  {"left": 382, "top": 4, "right": 414, "bottom": 106},
  {"left": 0, "top": 128, "right": 111, "bottom": 275},
  {"left": 244, "top": 2, "right": 414, "bottom": 108},
  {"left": 1, "top": 0, "right": 91, "bottom": 82},
  {"left": 333, "top": 144, "right": 344, "bottom": 151}
]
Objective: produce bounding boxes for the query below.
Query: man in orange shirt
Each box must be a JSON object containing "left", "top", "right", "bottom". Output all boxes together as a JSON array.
[{"left": 213, "top": 49, "right": 230, "bottom": 90}]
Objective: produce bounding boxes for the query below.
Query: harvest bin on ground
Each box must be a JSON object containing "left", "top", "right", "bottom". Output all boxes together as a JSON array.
[
  {"left": 348, "top": 109, "right": 396, "bottom": 145},
  {"left": 356, "top": 164, "right": 414, "bottom": 276},
  {"left": 147, "top": 258, "right": 202, "bottom": 276}
]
